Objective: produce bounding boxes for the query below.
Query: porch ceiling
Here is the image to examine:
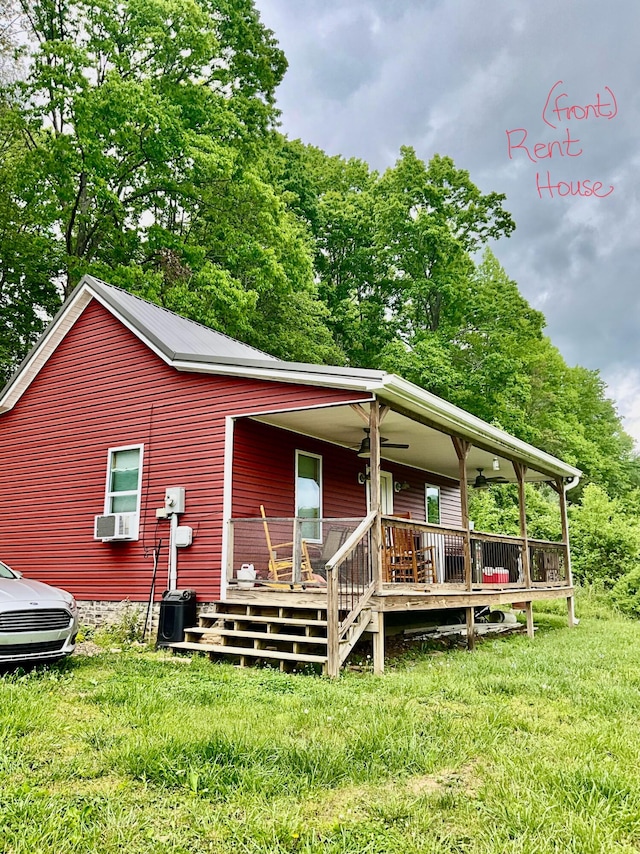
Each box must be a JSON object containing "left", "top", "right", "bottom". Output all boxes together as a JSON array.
[{"left": 252, "top": 405, "right": 559, "bottom": 484}]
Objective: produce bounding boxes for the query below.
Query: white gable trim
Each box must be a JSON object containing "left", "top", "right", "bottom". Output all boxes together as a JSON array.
[{"left": 0, "top": 285, "right": 93, "bottom": 414}]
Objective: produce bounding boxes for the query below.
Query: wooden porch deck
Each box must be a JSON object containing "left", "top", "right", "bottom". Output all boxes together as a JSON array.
[
  {"left": 169, "top": 510, "right": 575, "bottom": 675},
  {"left": 222, "top": 580, "right": 573, "bottom": 611},
  {"left": 169, "top": 581, "right": 573, "bottom": 674}
]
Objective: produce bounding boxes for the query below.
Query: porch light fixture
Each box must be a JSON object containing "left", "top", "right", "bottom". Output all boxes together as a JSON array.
[
  {"left": 492, "top": 457, "right": 500, "bottom": 471},
  {"left": 358, "top": 466, "right": 371, "bottom": 485},
  {"left": 394, "top": 480, "right": 410, "bottom": 493}
]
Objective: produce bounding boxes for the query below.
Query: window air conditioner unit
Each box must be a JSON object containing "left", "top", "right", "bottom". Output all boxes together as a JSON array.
[{"left": 94, "top": 513, "right": 135, "bottom": 541}]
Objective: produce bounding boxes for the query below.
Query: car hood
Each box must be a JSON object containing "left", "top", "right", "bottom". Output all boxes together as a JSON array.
[{"left": 0, "top": 577, "right": 72, "bottom": 607}]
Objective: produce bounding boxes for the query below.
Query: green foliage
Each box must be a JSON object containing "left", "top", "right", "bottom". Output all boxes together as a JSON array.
[
  {"left": 93, "top": 602, "right": 145, "bottom": 646},
  {"left": 569, "top": 484, "right": 640, "bottom": 585},
  {"left": 468, "top": 482, "right": 561, "bottom": 541},
  {"left": 612, "top": 568, "right": 640, "bottom": 618}
]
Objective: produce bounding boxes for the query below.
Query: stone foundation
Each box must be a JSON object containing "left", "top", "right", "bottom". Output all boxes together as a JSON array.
[
  {"left": 77, "top": 598, "right": 214, "bottom": 633},
  {"left": 77, "top": 599, "right": 154, "bottom": 628}
]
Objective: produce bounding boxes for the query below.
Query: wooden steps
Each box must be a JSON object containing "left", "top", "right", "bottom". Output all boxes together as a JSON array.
[
  {"left": 198, "top": 612, "right": 328, "bottom": 628},
  {"left": 167, "top": 601, "right": 336, "bottom": 672},
  {"left": 167, "top": 600, "right": 377, "bottom": 673},
  {"left": 169, "top": 641, "right": 326, "bottom": 665},
  {"left": 187, "top": 627, "right": 328, "bottom": 646}
]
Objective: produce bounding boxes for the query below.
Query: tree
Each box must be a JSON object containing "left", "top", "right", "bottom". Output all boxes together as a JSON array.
[
  {"left": 374, "top": 148, "right": 515, "bottom": 339},
  {"left": 0, "top": 100, "right": 63, "bottom": 382},
  {"left": 569, "top": 484, "right": 640, "bottom": 585},
  {"left": 269, "top": 140, "right": 394, "bottom": 367},
  {"left": 0, "top": 0, "right": 343, "bottom": 373},
  {"left": 11, "top": 0, "right": 287, "bottom": 289}
]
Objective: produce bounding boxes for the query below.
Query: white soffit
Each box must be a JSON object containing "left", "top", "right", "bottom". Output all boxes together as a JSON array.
[{"left": 252, "top": 406, "right": 562, "bottom": 483}]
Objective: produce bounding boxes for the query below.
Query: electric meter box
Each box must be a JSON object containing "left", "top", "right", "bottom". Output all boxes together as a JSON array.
[{"left": 164, "top": 487, "right": 185, "bottom": 514}]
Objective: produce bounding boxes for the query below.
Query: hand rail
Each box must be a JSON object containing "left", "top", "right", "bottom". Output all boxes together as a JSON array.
[
  {"left": 326, "top": 510, "right": 377, "bottom": 677},
  {"left": 326, "top": 511, "right": 377, "bottom": 573}
]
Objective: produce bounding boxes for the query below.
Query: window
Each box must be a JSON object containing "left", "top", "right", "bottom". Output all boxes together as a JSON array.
[
  {"left": 105, "top": 445, "right": 143, "bottom": 520},
  {"left": 295, "top": 451, "right": 322, "bottom": 542},
  {"left": 425, "top": 485, "right": 441, "bottom": 525}
]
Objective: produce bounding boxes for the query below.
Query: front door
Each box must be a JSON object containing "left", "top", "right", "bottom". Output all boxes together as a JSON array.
[{"left": 367, "top": 470, "right": 394, "bottom": 514}]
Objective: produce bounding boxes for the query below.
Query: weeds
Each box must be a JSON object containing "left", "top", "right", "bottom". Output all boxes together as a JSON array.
[{"left": 92, "top": 601, "right": 146, "bottom": 647}]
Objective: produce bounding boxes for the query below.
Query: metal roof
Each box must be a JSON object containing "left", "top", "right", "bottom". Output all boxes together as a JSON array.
[
  {"left": 0, "top": 275, "right": 581, "bottom": 482},
  {"left": 87, "top": 276, "right": 279, "bottom": 362}
]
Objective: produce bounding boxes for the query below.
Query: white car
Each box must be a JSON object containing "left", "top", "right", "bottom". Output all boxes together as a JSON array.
[{"left": 0, "top": 561, "right": 78, "bottom": 664}]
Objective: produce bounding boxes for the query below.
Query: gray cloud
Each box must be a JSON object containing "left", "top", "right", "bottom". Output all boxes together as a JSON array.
[{"left": 257, "top": 0, "right": 640, "bottom": 443}]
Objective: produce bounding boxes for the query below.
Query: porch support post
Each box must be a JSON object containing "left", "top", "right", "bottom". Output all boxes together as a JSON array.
[
  {"left": 451, "top": 437, "right": 472, "bottom": 591},
  {"left": 466, "top": 607, "right": 475, "bottom": 651},
  {"left": 553, "top": 476, "right": 576, "bottom": 627},
  {"left": 369, "top": 399, "right": 383, "bottom": 592},
  {"left": 326, "top": 567, "right": 340, "bottom": 678},
  {"left": 513, "top": 462, "right": 533, "bottom": 638},
  {"left": 513, "top": 462, "right": 532, "bottom": 587},
  {"left": 373, "top": 612, "right": 385, "bottom": 675},
  {"left": 292, "top": 517, "right": 302, "bottom": 583},
  {"left": 226, "top": 519, "right": 234, "bottom": 584},
  {"left": 452, "top": 436, "right": 474, "bottom": 651}
]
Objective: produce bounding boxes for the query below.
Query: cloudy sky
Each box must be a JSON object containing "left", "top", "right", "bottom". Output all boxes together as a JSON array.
[{"left": 254, "top": 0, "right": 640, "bottom": 445}]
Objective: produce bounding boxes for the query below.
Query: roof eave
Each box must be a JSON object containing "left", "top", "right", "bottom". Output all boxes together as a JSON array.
[
  {"left": 171, "top": 354, "right": 384, "bottom": 391},
  {"left": 377, "top": 375, "right": 581, "bottom": 480}
]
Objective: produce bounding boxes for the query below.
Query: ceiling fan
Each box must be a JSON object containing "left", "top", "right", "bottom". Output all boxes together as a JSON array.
[
  {"left": 472, "top": 468, "right": 509, "bottom": 489},
  {"left": 355, "top": 428, "right": 409, "bottom": 458}
]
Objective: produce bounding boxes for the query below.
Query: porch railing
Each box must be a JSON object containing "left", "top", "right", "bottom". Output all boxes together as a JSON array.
[
  {"left": 529, "top": 539, "right": 568, "bottom": 585},
  {"left": 325, "top": 511, "right": 377, "bottom": 677},
  {"left": 227, "top": 515, "right": 570, "bottom": 590},
  {"left": 226, "top": 516, "right": 364, "bottom": 585},
  {"left": 382, "top": 516, "right": 569, "bottom": 588}
]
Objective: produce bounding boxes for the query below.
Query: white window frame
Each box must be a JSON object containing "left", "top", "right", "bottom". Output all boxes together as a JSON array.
[
  {"left": 104, "top": 444, "right": 144, "bottom": 539},
  {"left": 425, "top": 484, "right": 441, "bottom": 525},
  {"left": 295, "top": 450, "right": 323, "bottom": 543}
]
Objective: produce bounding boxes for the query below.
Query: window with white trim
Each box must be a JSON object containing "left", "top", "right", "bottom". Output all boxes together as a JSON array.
[
  {"left": 105, "top": 445, "right": 143, "bottom": 520},
  {"left": 295, "top": 451, "right": 322, "bottom": 542},
  {"left": 425, "top": 485, "right": 441, "bottom": 525}
]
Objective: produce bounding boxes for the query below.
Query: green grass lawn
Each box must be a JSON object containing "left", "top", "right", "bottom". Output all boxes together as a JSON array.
[{"left": 2, "top": 602, "right": 640, "bottom": 853}]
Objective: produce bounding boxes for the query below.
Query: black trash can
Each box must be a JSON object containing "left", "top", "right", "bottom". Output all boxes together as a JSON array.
[{"left": 157, "top": 589, "right": 197, "bottom": 647}]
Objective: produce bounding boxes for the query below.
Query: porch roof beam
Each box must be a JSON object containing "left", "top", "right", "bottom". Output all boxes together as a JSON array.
[{"left": 377, "top": 382, "right": 581, "bottom": 482}]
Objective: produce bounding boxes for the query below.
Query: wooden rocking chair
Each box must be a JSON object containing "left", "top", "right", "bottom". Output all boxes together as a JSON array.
[
  {"left": 260, "top": 505, "right": 315, "bottom": 583},
  {"left": 383, "top": 524, "right": 436, "bottom": 584}
]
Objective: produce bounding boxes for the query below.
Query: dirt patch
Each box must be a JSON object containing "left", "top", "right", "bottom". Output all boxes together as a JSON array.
[
  {"left": 73, "top": 640, "right": 104, "bottom": 657},
  {"left": 406, "top": 763, "right": 481, "bottom": 798}
]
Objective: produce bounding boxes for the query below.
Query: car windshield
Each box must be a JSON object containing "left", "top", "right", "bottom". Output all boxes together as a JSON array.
[{"left": 0, "top": 561, "right": 17, "bottom": 579}]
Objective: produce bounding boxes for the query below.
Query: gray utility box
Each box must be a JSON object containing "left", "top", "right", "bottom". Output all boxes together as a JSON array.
[{"left": 156, "top": 589, "right": 197, "bottom": 647}]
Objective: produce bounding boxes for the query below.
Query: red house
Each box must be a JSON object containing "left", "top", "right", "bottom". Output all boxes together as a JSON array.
[{"left": 0, "top": 276, "right": 580, "bottom": 673}]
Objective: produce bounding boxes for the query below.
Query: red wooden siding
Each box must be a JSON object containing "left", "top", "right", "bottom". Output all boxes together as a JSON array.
[
  {"left": 232, "top": 419, "right": 462, "bottom": 525},
  {"left": 0, "top": 299, "right": 370, "bottom": 602},
  {"left": 390, "top": 472, "right": 462, "bottom": 527}
]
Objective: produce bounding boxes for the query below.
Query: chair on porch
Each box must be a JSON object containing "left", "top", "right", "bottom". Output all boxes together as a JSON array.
[
  {"left": 260, "top": 505, "right": 315, "bottom": 583},
  {"left": 383, "top": 523, "right": 436, "bottom": 584}
]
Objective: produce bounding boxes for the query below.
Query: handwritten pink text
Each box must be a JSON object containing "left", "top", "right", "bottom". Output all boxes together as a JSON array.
[
  {"left": 505, "top": 80, "right": 617, "bottom": 199},
  {"left": 542, "top": 80, "right": 618, "bottom": 129}
]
